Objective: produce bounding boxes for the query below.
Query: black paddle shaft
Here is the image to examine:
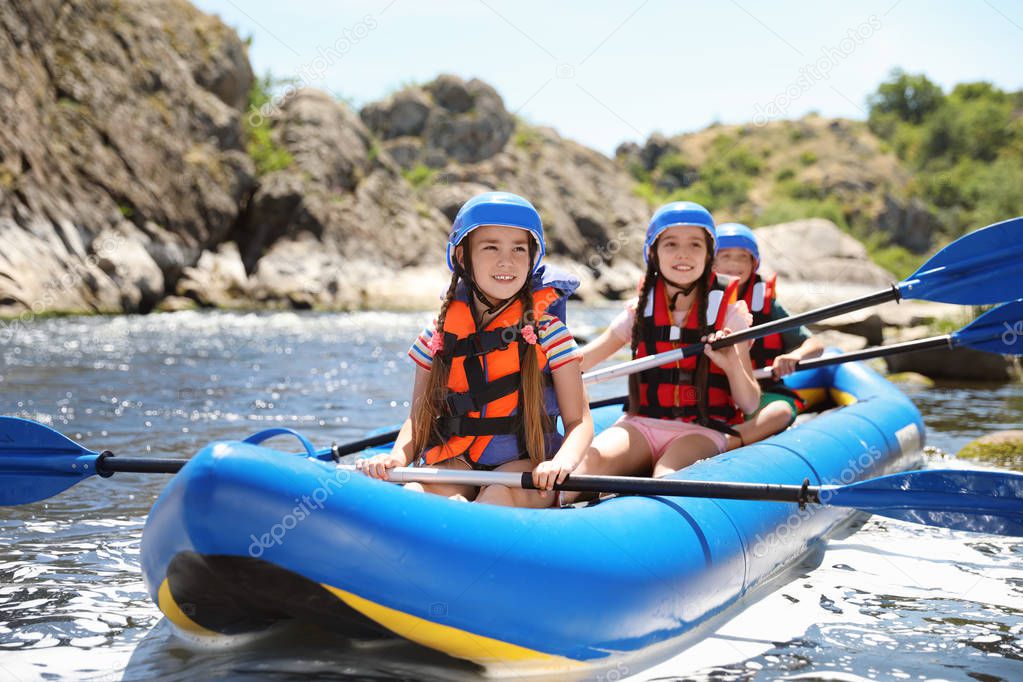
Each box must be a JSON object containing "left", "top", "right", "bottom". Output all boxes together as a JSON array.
[
  {"left": 95, "top": 452, "right": 184, "bottom": 476},
  {"left": 791, "top": 335, "right": 954, "bottom": 372},
  {"left": 711, "top": 285, "right": 901, "bottom": 350},
  {"left": 522, "top": 472, "right": 822, "bottom": 506}
]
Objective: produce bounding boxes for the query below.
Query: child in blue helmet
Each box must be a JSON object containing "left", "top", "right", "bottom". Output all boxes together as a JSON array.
[
  {"left": 571, "top": 202, "right": 760, "bottom": 483},
  {"left": 715, "top": 223, "right": 823, "bottom": 446},
  {"left": 357, "top": 192, "right": 593, "bottom": 506}
]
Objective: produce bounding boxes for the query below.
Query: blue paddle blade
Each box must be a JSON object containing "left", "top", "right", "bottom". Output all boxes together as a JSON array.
[
  {"left": 952, "top": 299, "right": 1023, "bottom": 355},
  {"left": 0, "top": 417, "right": 101, "bottom": 506},
  {"left": 900, "top": 217, "right": 1023, "bottom": 305},
  {"left": 822, "top": 469, "right": 1023, "bottom": 537}
]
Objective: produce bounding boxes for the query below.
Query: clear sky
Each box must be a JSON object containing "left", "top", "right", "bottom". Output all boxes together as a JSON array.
[{"left": 192, "top": 0, "right": 1023, "bottom": 156}]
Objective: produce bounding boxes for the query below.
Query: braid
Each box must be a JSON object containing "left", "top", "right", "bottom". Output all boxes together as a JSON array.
[
  {"left": 694, "top": 237, "right": 716, "bottom": 425},
  {"left": 627, "top": 258, "right": 659, "bottom": 415},
  {"left": 411, "top": 271, "right": 460, "bottom": 458},
  {"left": 518, "top": 278, "right": 549, "bottom": 465}
]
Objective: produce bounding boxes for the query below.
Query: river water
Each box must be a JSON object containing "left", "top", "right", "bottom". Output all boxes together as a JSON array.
[{"left": 1, "top": 310, "right": 1021, "bottom": 681}]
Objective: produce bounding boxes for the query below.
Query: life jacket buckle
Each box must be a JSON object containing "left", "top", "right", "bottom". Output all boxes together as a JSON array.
[
  {"left": 441, "top": 417, "right": 464, "bottom": 437},
  {"left": 446, "top": 392, "right": 478, "bottom": 415}
]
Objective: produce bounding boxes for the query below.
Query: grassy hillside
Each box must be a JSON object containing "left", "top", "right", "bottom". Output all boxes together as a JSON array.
[{"left": 622, "top": 72, "right": 1022, "bottom": 278}]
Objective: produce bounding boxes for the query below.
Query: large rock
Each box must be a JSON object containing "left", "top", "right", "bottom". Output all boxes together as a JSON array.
[
  {"left": 359, "top": 87, "right": 431, "bottom": 139},
  {"left": 0, "top": 0, "right": 255, "bottom": 314},
  {"left": 175, "top": 241, "right": 249, "bottom": 308},
  {"left": 876, "top": 194, "right": 940, "bottom": 254},
  {"left": 232, "top": 88, "right": 450, "bottom": 308},
  {"left": 874, "top": 313, "right": 1019, "bottom": 382},
  {"left": 361, "top": 75, "right": 515, "bottom": 168},
  {"left": 883, "top": 341, "right": 1017, "bottom": 382},
  {"left": 958, "top": 431, "right": 1023, "bottom": 470},
  {"left": 757, "top": 219, "right": 894, "bottom": 289},
  {"left": 247, "top": 237, "right": 450, "bottom": 311},
  {"left": 359, "top": 79, "right": 650, "bottom": 300}
]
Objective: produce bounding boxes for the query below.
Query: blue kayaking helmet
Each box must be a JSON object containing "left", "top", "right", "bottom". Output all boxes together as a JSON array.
[
  {"left": 446, "top": 192, "right": 546, "bottom": 274},
  {"left": 716, "top": 222, "right": 760, "bottom": 271},
  {"left": 644, "top": 201, "right": 716, "bottom": 263}
]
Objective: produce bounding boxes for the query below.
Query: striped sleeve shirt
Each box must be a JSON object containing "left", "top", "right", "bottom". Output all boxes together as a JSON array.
[{"left": 409, "top": 314, "right": 581, "bottom": 372}]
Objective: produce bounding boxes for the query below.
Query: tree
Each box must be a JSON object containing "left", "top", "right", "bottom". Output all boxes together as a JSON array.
[{"left": 868, "top": 69, "right": 945, "bottom": 125}]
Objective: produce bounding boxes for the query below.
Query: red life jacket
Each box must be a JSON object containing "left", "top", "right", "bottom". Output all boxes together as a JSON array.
[
  {"left": 741, "top": 273, "right": 807, "bottom": 412},
  {"left": 422, "top": 286, "right": 565, "bottom": 468},
  {"left": 742, "top": 273, "right": 784, "bottom": 369},
  {"left": 634, "top": 273, "right": 744, "bottom": 429}
]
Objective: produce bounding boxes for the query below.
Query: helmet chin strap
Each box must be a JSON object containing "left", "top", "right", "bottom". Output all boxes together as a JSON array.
[
  {"left": 454, "top": 258, "right": 526, "bottom": 320},
  {"left": 660, "top": 275, "right": 700, "bottom": 311}
]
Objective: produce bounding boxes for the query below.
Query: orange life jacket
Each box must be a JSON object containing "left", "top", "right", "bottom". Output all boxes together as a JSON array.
[
  {"left": 422, "top": 286, "right": 564, "bottom": 468},
  {"left": 634, "top": 273, "right": 744, "bottom": 429}
]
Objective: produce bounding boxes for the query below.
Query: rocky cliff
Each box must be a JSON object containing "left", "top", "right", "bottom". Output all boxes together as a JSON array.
[
  {"left": 1, "top": 0, "right": 254, "bottom": 315},
  {"left": 0, "top": 0, "right": 989, "bottom": 326},
  {"left": 0, "top": 1, "right": 649, "bottom": 316}
]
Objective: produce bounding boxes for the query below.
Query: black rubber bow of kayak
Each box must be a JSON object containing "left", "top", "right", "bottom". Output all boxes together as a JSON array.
[{"left": 583, "top": 216, "right": 1023, "bottom": 384}]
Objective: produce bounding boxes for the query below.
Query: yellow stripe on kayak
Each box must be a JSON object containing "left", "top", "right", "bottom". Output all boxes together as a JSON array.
[
  {"left": 321, "top": 584, "right": 584, "bottom": 668},
  {"left": 158, "top": 579, "right": 218, "bottom": 636},
  {"left": 795, "top": 387, "right": 828, "bottom": 409},
  {"left": 829, "top": 388, "right": 858, "bottom": 406}
]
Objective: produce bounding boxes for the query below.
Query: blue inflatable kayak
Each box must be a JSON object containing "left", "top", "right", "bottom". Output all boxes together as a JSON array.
[{"left": 140, "top": 360, "right": 924, "bottom": 675}]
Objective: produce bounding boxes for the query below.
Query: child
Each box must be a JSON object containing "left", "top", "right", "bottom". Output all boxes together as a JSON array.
[
  {"left": 714, "top": 223, "right": 823, "bottom": 447},
  {"left": 573, "top": 201, "right": 760, "bottom": 481},
  {"left": 356, "top": 192, "right": 593, "bottom": 507}
]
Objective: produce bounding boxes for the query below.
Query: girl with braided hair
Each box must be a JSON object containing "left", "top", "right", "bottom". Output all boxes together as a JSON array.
[
  {"left": 356, "top": 192, "right": 593, "bottom": 507},
  {"left": 569, "top": 202, "right": 760, "bottom": 489}
]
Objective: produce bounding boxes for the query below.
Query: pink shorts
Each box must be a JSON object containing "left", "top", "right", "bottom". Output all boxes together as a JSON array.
[{"left": 615, "top": 414, "right": 727, "bottom": 465}]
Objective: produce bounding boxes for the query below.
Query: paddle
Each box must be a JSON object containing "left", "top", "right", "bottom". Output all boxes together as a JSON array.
[
  {"left": 0, "top": 395, "right": 630, "bottom": 506},
  {"left": 583, "top": 216, "right": 1023, "bottom": 384},
  {"left": 5, "top": 416, "right": 1021, "bottom": 537},
  {"left": 336, "top": 465, "right": 1023, "bottom": 537},
  {"left": 752, "top": 298, "right": 1023, "bottom": 379}
]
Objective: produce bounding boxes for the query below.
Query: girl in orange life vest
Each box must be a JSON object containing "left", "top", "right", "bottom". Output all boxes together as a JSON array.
[
  {"left": 356, "top": 192, "right": 593, "bottom": 506},
  {"left": 571, "top": 201, "right": 760, "bottom": 483},
  {"left": 714, "top": 223, "right": 823, "bottom": 448}
]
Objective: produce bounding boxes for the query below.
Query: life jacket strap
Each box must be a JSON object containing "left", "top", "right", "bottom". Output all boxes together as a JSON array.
[
  {"left": 638, "top": 367, "right": 695, "bottom": 385},
  {"left": 435, "top": 413, "right": 558, "bottom": 438},
  {"left": 445, "top": 373, "right": 520, "bottom": 414},
  {"left": 442, "top": 327, "right": 522, "bottom": 359}
]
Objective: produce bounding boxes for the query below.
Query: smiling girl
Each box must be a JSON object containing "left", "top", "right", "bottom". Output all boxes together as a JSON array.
[
  {"left": 714, "top": 223, "right": 823, "bottom": 447},
  {"left": 569, "top": 202, "right": 759, "bottom": 486},
  {"left": 356, "top": 192, "right": 593, "bottom": 506}
]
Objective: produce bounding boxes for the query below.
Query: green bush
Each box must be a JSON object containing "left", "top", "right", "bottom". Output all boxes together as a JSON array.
[
  {"left": 758, "top": 198, "right": 849, "bottom": 230},
  {"left": 402, "top": 163, "right": 436, "bottom": 189},
  {"left": 655, "top": 153, "right": 698, "bottom": 188},
  {"left": 780, "top": 179, "right": 825, "bottom": 201},
  {"left": 867, "top": 70, "right": 1022, "bottom": 238},
  {"left": 867, "top": 69, "right": 945, "bottom": 125},
  {"left": 244, "top": 72, "right": 295, "bottom": 175},
  {"left": 870, "top": 243, "right": 919, "bottom": 280}
]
